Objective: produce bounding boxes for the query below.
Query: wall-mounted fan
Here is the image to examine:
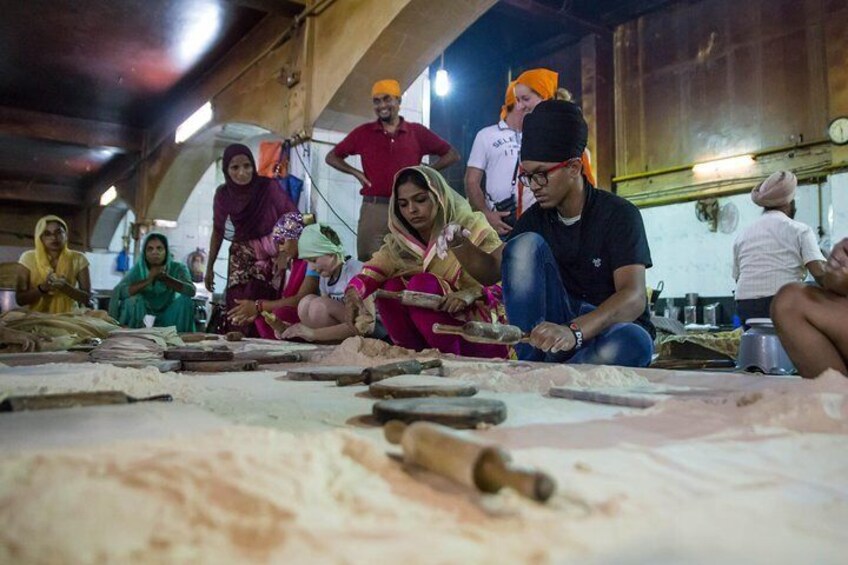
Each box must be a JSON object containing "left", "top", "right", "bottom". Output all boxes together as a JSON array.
[
  {"left": 696, "top": 198, "right": 739, "bottom": 234},
  {"left": 717, "top": 202, "right": 739, "bottom": 234}
]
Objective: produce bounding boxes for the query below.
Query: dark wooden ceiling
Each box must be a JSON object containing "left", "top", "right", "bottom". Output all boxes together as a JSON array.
[
  {"left": 0, "top": 0, "right": 669, "bottom": 213},
  {"left": 0, "top": 0, "right": 303, "bottom": 211}
]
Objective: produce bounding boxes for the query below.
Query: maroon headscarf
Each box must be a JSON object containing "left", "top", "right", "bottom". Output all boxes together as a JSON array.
[{"left": 213, "top": 144, "right": 296, "bottom": 242}]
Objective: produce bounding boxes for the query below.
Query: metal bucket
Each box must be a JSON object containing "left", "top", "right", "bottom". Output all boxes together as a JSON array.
[{"left": 735, "top": 318, "right": 796, "bottom": 375}]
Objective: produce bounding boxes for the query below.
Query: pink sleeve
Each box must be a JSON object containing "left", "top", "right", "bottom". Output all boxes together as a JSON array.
[{"left": 347, "top": 265, "right": 388, "bottom": 299}]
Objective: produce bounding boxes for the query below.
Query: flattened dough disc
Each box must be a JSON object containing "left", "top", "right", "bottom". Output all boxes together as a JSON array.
[
  {"left": 372, "top": 397, "right": 506, "bottom": 428},
  {"left": 369, "top": 374, "right": 477, "bottom": 399},
  {"left": 285, "top": 365, "right": 365, "bottom": 381}
]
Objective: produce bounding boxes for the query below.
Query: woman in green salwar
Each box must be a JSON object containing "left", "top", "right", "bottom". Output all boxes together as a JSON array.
[{"left": 109, "top": 233, "right": 197, "bottom": 332}]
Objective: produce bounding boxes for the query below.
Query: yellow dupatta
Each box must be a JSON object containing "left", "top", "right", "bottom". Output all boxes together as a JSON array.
[
  {"left": 363, "top": 166, "right": 501, "bottom": 293},
  {"left": 18, "top": 215, "right": 88, "bottom": 313}
]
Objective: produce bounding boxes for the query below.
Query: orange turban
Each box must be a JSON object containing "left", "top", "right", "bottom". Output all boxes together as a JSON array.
[
  {"left": 516, "top": 68, "right": 558, "bottom": 100},
  {"left": 500, "top": 80, "right": 517, "bottom": 121},
  {"left": 371, "top": 79, "right": 401, "bottom": 98},
  {"left": 581, "top": 151, "right": 596, "bottom": 187}
]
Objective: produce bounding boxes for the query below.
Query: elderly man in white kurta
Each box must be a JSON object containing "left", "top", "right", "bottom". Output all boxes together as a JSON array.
[{"left": 732, "top": 170, "right": 825, "bottom": 325}]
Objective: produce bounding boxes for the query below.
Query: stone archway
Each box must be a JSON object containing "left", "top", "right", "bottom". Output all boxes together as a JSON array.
[{"left": 145, "top": 123, "right": 272, "bottom": 222}]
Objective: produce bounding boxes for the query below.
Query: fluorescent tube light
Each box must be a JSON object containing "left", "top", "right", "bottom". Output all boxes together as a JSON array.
[{"left": 175, "top": 102, "right": 213, "bottom": 144}]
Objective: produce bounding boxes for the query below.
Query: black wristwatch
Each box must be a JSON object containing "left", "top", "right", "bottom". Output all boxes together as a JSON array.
[{"left": 568, "top": 322, "right": 584, "bottom": 350}]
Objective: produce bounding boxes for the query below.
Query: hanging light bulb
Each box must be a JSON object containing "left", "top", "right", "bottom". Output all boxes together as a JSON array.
[{"left": 434, "top": 52, "right": 450, "bottom": 97}]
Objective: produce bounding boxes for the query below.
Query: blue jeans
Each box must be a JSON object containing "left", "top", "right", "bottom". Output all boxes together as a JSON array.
[{"left": 502, "top": 232, "right": 654, "bottom": 367}]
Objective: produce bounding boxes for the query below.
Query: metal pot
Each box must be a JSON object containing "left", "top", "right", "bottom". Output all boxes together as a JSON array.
[{"left": 736, "top": 318, "right": 796, "bottom": 375}]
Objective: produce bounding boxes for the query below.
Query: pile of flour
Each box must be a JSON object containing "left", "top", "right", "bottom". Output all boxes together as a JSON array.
[
  {"left": 319, "top": 337, "right": 440, "bottom": 366},
  {"left": 448, "top": 362, "right": 650, "bottom": 394},
  {"left": 0, "top": 427, "right": 569, "bottom": 563},
  {"left": 647, "top": 369, "right": 848, "bottom": 433}
]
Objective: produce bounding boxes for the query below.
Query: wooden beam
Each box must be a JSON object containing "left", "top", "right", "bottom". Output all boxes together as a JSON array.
[
  {"left": 504, "top": 33, "right": 581, "bottom": 67},
  {"left": 81, "top": 153, "right": 140, "bottom": 207},
  {"left": 598, "top": 0, "right": 675, "bottom": 25},
  {"left": 148, "top": 14, "right": 294, "bottom": 146},
  {"left": 581, "top": 34, "right": 615, "bottom": 189},
  {"left": 0, "top": 106, "right": 142, "bottom": 151},
  {"left": 499, "top": 0, "right": 611, "bottom": 38},
  {"left": 0, "top": 181, "right": 83, "bottom": 206},
  {"left": 224, "top": 0, "right": 304, "bottom": 16}
]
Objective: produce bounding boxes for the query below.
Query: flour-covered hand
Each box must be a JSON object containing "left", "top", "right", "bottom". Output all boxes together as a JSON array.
[
  {"left": 529, "top": 322, "right": 576, "bottom": 353},
  {"left": 435, "top": 223, "right": 472, "bottom": 259},
  {"left": 281, "top": 323, "right": 316, "bottom": 342}
]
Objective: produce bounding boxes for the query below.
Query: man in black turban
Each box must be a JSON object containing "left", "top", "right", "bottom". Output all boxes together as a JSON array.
[{"left": 498, "top": 100, "right": 655, "bottom": 366}]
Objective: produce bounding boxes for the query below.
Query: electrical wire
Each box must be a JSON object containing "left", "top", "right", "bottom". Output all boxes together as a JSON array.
[{"left": 292, "top": 144, "right": 358, "bottom": 236}]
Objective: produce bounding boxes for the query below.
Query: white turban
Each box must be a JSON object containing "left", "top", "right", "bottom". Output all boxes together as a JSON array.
[{"left": 751, "top": 171, "right": 797, "bottom": 208}]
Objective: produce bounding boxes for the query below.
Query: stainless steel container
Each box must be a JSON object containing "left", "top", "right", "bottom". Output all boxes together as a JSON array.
[
  {"left": 703, "top": 303, "right": 719, "bottom": 327},
  {"left": 736, "top": 318, "right": 796, "bottom": 375},
  {"left": 0, "top": 288, "right": 16, "bottom": 313},
  {"left": 684, "top": 305, "right": 697, "bottom": 325}
]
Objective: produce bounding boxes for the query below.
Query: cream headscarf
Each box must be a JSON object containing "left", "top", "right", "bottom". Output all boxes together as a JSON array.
[{"left": 364, "top": 166, "right": 501, "bottom": 291}]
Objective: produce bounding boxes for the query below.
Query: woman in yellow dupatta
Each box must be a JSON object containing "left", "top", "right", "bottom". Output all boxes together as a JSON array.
[
  {"left": 16, "top": 215, "right": 91, "bottom": 313},
  {"left": 344, "top": 165, "right": 507, "bottom": 357}
]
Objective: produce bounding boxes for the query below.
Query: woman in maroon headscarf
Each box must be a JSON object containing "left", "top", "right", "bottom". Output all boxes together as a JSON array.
[{"left": 206, "top": 144, "right": 296, "bottom": 335}]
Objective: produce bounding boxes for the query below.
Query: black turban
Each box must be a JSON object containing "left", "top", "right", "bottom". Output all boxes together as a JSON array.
[{"left": 521, "top": 100, "right": 588, "bottom": 162}]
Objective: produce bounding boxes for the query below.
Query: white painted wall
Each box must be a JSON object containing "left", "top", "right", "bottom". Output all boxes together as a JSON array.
[
  {"left": 642, "top": 172, "right": 847, "bottom": 300},
  {"left": 86, "top": 209, "right": 135, "bottom": 291}
]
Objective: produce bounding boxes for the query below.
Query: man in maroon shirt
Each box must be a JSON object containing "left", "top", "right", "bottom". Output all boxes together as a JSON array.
[{"left": 325, "top": 79, "right": 459, "bottom": 260}]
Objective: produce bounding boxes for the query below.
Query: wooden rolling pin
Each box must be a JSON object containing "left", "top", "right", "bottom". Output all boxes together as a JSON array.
[
  {"left": 180, "top": 359, "right": 258, "bottom": 372},
  {"left": 179, "top": 332, "right": 221, "bottom": 343},
  {"left": 164, "top": 348, "right": 234, "bottom": 361},
  {"left": 0, "top": 391, "right": 173, "bottom": 412},
  {"left": 375, "top": 289, "right": 444, "bottom": 311},
  {"left": 432, "top": 322, "right": 529, "bottom": 345},
  {"left": 384, "top": 420, "right": 555, "bottom": 502},
  {"left": 178, "top": 331, "right": 244, "bottom": 343},
  {"left": 336, "top": 359, "right": 443, "bottom": 387}
]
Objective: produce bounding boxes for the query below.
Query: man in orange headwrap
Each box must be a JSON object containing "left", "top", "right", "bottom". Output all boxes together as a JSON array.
[
  {"left": 464, "top": 80, "right": 525, "bottom": 237},
  {"left": 513, "top": 68, "right": 596, "bottom": 214},
  {"left": 326, "top": 79, "right": 460, "bottom": 261}
]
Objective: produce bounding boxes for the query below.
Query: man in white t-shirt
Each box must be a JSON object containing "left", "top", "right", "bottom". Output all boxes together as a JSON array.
[
  {"left": 732, "top": 170, "right": 826, "bottom": 325},
  {"left": 464, "top": 81, "right": 524, "bottom": 236}
]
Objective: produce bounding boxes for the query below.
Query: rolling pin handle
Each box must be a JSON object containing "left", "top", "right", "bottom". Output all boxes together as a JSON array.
[
  {"left": 383, "top": 420, "right": 407, "bottom": 445},
  {"left": 375, "top": 290, "right": 401, "bottom": 300},
  {"left": 420, "top": 359, "right": 443, "bottom": 370},
  {"left": 431, "top": 323, "right": 465, "bottom": 337},
  {"left": 130, "top": 394, "right": 174, "bottom": 403},
  {"left": 477, "top": 452, "right": 557, "bottom": 502}
]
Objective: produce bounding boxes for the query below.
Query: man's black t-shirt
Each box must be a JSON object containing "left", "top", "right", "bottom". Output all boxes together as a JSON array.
[{"left": 510, "top": 185, "right": 655, "bottom": 338}]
